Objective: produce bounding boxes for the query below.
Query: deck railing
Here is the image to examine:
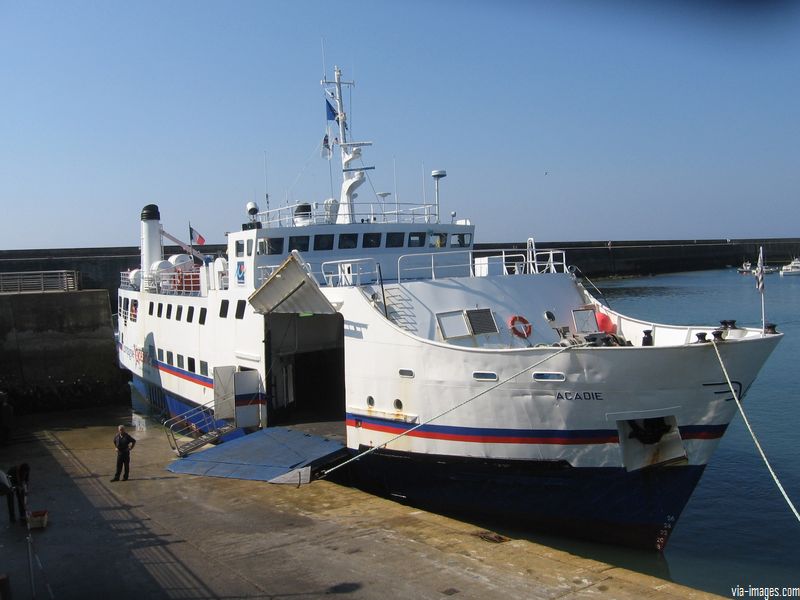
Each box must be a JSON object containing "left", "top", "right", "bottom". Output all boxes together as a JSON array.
[{"left": 0, "top": 270, "right": 79, "bottom": 293}]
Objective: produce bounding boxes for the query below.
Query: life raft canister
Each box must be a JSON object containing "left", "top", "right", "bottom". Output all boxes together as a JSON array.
[{"left": 508, "top": 315, "right": 532, "bottom": 339}]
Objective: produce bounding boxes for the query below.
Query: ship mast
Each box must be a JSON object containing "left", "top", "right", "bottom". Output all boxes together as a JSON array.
[{"left": 322, "top": 66, "right": 372, "bottom": 224}]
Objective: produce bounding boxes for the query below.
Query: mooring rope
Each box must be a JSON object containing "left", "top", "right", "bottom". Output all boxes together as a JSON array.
[
  {"left": 711, "top": 339, "right": 800, "bottom": 523},
  {"left": 319, "top": 342, "right": 587, "bottom": 479}
]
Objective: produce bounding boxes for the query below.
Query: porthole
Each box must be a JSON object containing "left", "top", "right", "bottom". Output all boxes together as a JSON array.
[
  {"left": 367, "top": 396, "right": 375, "bottom": 407},
  {"left": 533, "top": 372, "right": 566, "bottom": 382},
  {"left": 394, "top": 399, "right": 403, "bottom": 411},
  {"left": 473, "top": 371, "right": 498, "bottom": 382},
  {"left": 399, "top": 369, "right": 414, "bottom": 378}
]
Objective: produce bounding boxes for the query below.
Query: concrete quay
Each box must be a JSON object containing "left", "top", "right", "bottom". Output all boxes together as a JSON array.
[{"left": 0, "top": 407, "right": 721, "bottom": 600}]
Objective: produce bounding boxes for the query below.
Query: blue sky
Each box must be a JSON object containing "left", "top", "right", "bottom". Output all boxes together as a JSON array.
[{"left": 1, "top": 1, "right": 799, "bottom": 248}]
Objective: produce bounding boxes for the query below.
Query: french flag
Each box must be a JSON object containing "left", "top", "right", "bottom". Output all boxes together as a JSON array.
[{"left": 189, "top": 226, "right": 206, "bottom": 246}]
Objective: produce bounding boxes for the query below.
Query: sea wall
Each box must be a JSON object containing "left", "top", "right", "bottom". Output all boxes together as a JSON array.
[
  {"left": 1, "top": 238, "right": 799, "bottom": 307},
  {"left": 0, "top": 290, "right": 128, "bottom": 413}
]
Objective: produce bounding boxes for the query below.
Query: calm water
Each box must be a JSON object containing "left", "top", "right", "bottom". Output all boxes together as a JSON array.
[{"left": 582, "top": 269, "right": 799, "bottom": 595}]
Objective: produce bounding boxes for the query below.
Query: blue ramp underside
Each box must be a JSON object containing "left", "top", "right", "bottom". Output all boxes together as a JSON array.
[{"left": 167, "top": 427, "right": 346, "bottom": 481}]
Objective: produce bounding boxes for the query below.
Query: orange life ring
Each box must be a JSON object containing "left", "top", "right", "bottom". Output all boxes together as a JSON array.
[{"left": 508, "top": 315, "right": 532, "bottom": 338}]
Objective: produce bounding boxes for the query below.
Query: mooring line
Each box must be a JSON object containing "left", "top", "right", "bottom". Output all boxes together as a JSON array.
[
  {"left": 320, "top": 342, "right": 587, "bottom": 479},
  {"left": 711, "top": 339, "right": 800, "bottom": 523}
]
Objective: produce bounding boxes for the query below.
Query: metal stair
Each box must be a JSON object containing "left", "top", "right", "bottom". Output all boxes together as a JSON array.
[
  {"left": 164, "top": 399, "right": 238, "bottom": 457},
  {"left": 382, "top": 286, "right": 418, "bottom": 333}
]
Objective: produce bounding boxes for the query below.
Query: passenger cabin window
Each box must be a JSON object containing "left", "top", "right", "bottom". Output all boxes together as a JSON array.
[
  {"left": 187, "top": 306, "right": 195, "bottom": 323},
  {"left": 148, "top": 301, "right": 154, "bottom": 316},
  {"left": 176, "top": 305, "right": 183, "bottom": 321},
  {"left": 338, "top": 233, "right": 358, "bottom": 249},
  {"left": 429, "top": 233, "right": 447, "bottom": 248},
  {"left": 199, "top": 360, "right": 209, "bottom": 376},
  {"left": 267, "top": 238, "right": 284, "bottom": 255},
  {"left": 314, "top": 234, "right": 334, "bottom": 251},
  {"left": 166, "top": 304, "right": 172, "bottom": 319},
  {"left": 219, "top": 299, "right": 229, "bottom": 318},
  {"left": 157, "top": 349, "right": 164, "bottom": 362},
  {"left": 408, "top": 232, "right": 426, "bottom": 248},
  {"left": 246, "top": 239, "right": 254, "bottom": 256},
  {"left": 235, "top": 240, "right": 245, "bottom": 257},
  {"left": 199, "top": 307, "right": 207, "bottom": 325},
  {"left": 187, "top": 357, "right": 196, "bottom": 373},
  {"left": 235, "top": 300, "right": 246, "bottom": 319},
  {"left": 166, "top": 351, "right": 174, "bottom": 365},
  {"left": 157, "top": 303, "right": 163, "bottom": 318},
  {"left": 451, "top": 232, "right": 472, "bottom": 248},
  {"left": 289, "top": 236, "right": 310, "bottom": 252},
  {"left": 177, "top": 354, "right": 184, "bottom": 369},
  {"left": 363, "top": 233, "right": 382, "bottom": 248},
  {"left": 386, "top": 232, "right": 405, "bottom": 248}
]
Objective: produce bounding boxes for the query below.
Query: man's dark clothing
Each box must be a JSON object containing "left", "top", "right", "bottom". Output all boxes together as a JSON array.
[
  {"left": 113, "top": 431, "right": 136, "bottom": 481},
  {"left": 2, "top": 465, "right": 28, "bottom": 522}
]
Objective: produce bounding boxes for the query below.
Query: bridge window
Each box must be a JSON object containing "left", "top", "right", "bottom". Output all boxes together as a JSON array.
[
  {"left": 219, "top": 299, "right": 229, "bottom": 318},
  {"left": 246, "top": 239, "right": 254, "bottom": 256},
  {"left": 235, "top": 300, "right": 246, "bottom": 319},
  {"left": 451, "top": 233, "right": 472, "bottom": 248},
  {"left": 130, "top": 299, "right": 138, "bottom": 322},
  {"left": 267, "top": 238, "right": 284, "bottom": 255},
  {"left": 235, "top": 240, "right": 245, "bottom": 257},
  {"left": 338, "top": 233, "right": 358, "bottom": 249},
  {"left": 408, "top": 232, "right": 426, "bottom": 248},
  {"left": 386, "top": 232, "right": 405, "bottom": 248},
  {"left": 289, "top": 236, "right": 310, "bottom": 252},
  {"left": 363, "top": 233, "right": 382, "bottom": 248},
  {"left": 257, "top": 239, "right": 266, "bottom": 255},
  {"left": 314, "top": 234, "right": 334, "bottom": 250},
  {"left": 428, "top": 233, "right": 447, "bottom": 248}
]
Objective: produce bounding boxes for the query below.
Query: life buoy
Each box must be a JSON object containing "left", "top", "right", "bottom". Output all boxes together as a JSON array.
[{"left": 508, "top": 315, "right": 532, "bottom": 339}]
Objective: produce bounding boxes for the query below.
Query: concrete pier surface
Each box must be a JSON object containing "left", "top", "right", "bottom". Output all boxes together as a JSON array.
[{"left": 0, "top": 407, "right": 721, "bottom": 599}]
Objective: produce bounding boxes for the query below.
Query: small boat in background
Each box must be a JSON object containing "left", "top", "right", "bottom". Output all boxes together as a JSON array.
[
  {"left": 737, "top": 261, "right": 751, "bottom": 274},
  {"left": 780, "top": 258, "right": 800, "bottom": 276}
]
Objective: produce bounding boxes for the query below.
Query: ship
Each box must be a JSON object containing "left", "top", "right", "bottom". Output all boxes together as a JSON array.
[{"left": 117, "top": 66, "right": 782, "bottom": 550}]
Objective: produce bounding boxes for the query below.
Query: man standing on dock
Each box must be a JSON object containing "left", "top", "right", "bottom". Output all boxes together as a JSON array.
[{"left": 111, "top": 425, "right": 136, "bottom": 482}]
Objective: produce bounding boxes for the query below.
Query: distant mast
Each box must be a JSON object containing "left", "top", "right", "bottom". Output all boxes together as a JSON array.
[{"left": 323, "top": 66, "right": 368, "bottom": 225}]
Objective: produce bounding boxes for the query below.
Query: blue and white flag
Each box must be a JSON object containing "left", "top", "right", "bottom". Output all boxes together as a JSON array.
[
  {"left": 326, "top": 99, "right": 337, "bottom": 121},
  {"left": 755, "top": 246, "right": 765, "bottom": 293}
]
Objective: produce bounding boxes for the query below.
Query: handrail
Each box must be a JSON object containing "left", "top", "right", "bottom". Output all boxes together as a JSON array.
[
  {"left": 164, "top": 399, "right": 225, "bottom": 455},
  {"left": 0, "top": 270, "right": 79, "bottom": 293},
  {"left": 253, "top": 200, "right": 442, "bottom": 228}
]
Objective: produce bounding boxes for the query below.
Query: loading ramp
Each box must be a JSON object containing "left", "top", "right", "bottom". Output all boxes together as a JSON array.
[{"left": 167, "top": 426, "right": 348, "bottom": 484}]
